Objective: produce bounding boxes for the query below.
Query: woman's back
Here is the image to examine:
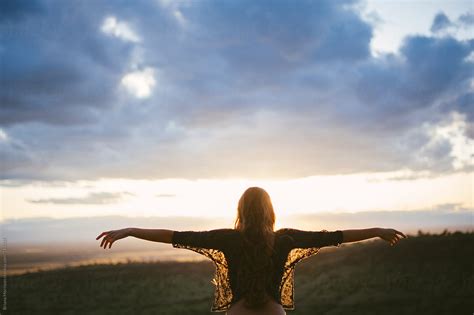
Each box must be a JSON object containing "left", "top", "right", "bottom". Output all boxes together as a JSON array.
[
  {"left": 172, "top": 228, "right": 344, "bottom": 312},
  {"left": 227, "top": 293, "right": 286, "bottom": 315}
]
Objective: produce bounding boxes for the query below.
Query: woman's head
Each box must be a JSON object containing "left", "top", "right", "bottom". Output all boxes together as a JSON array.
[{"left": 234, "top": 186, "right": 275, "bottom": 234}]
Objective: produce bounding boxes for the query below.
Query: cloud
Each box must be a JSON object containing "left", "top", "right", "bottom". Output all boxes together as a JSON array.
[
  {"left": 458, "top": 12, "right": 474, "bottom": 26},
  {"left": 430, "top": 11, "right": 474, "bottom": 33},
  {"left": 0, "top": 0, "right": 43, "bottom": 22},
  {"left": 430, "top": 12, "right": 453, "bottom": 33},
  {"left": 0, "top": 1, "right": 129, "bottom": 127},
  {"left": 0, "top": 0, "right": 472, "bottom": 181},
  {"left": 0, "top": 128, "right": 8, "bottom": 141},
  {"left": 121, "top": 67, "right": 156, "bottom": 98},
  {"left": 101, "top": 16, "right": 141, "bottom": 43},
  {"left": 155, "top": 193, "right": 176, "bottom": 198},
  {"left": 28, "top": 192, "right": 133, "bottom": 205},
  {"left": 429, "top": 112, "right": 473, "bottom": 170}
]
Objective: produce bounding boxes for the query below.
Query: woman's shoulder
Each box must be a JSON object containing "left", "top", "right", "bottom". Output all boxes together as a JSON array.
[
  {"left": 275, "top": 228, "right": 301, "bottom": 236},
  {"left": 274, "top": 228, "right": 317, "bottom": 243},
  {"left": 274, "top": 228, "right": 301, "bottom": 243},
  {"left": 207, "top": 228, "right": 241, "bottom": 240}
]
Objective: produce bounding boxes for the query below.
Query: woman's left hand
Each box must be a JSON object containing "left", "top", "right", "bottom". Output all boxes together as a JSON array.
[
  {"left": 96, "top": 228, "right": 130, "bottom": 249},
  {"left": 378, "top": 228, "right": 407, "bottom": 246}
]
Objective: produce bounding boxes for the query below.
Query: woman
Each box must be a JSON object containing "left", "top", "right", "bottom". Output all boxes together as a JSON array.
[{"left": 96, "top": 187, "right": 406, "bottom": 314}]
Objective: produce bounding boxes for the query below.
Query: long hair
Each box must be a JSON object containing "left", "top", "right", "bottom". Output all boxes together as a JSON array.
[{"left": 234, "top": 187, "right": 276, "bottom": 309}]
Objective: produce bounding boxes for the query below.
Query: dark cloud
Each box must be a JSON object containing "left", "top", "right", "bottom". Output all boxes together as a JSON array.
[
  {"left": 355, "top": 35, "right": 472, "bottom": 123},
  {"left": 430, "top": 12, "right": 452, "bottom": 33},
  {"left": 0, "top": 0, "right": 472, "bottom": 181},
  {"left": 458, "top": 12, "right": 474, "bottom": 26},
  {"left": 28, "top": 192, "right": 133, "bottom": 205},
  {"left": 430, "top": 11, "right": 474, "bottom": 33},
  {"left": 0, "top": 0, "right": 43, "bottom": 22},
  {"left": 451, "top": 92, "right": 474, "bottom": 137},
  {"left": 0, "top": 1, "right": 130, "bottom": 126}
]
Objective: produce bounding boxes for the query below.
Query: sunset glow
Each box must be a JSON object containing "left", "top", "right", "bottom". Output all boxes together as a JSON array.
[{"left": 2, "top": 170, "right": 471, "bottom": 220}]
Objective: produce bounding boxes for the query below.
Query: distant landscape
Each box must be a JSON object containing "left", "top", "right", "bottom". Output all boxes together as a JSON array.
[
  {"left": 5, "top": 209, "right": 472, "bottom": 275},
  {"left": 9, "top": 231, "right": 474, "bottom": 314}
]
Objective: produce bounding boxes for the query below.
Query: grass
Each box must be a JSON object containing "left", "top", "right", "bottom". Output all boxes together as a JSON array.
[{"left": 9, "top": 232, "right": 474, "bottom": 314}]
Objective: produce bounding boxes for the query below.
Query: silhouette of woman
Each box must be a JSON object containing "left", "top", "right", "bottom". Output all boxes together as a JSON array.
[{"left": 96, "top": 186, "right": 406, "bottom": 314}]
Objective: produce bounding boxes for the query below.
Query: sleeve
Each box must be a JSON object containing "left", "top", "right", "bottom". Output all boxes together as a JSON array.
[
  {"left": 171, "top": 229, "right": 230, "bottom": 251},
  {"left": 282, "top": 228, "right": 343, "bottom": 248}
]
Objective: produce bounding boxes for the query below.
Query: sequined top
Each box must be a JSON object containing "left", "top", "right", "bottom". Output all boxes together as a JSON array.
[{"left": 172, "top": 228, "right": 343, "bottom": 312}]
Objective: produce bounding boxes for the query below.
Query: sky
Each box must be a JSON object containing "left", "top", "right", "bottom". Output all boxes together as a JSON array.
[{"left": 0, "top": 0, "right": 473, "bottom": 225}]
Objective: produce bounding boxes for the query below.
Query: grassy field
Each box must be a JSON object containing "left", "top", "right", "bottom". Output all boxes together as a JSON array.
[{"left": 9, "top": 232, "right": 474, "bottom": 314}]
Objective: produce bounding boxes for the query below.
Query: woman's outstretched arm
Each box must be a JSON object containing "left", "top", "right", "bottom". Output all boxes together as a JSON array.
[
  {"left": 96, "top": 228, "right": 174, "bottom": 249},
  {"left": 341, "top": 228, "right": 406, "bottom": 246}
]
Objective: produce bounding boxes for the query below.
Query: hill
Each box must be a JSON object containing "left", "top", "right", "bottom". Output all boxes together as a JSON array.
[{"left": 9, "top": 232, "right": 474, "bottom": 314}]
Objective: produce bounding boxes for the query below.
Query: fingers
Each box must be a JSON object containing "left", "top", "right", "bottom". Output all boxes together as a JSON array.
[
  {"left": 100, "top": 236, "right": 108, "bottom": 248},
  {"left": 96, "top": 230, "right": 114, "bottom": 240},
  {"left": 395, "top": 230, "right": 407, "bottom": 238},
  {"left": 96, "top": 231, "right": 108, "bottom": 240},
  {"left": 389, "top": 234, "right": 402, "bottom": 246},
  {"left": 97, "top": 230, "right": 116, "bottom": 249},
  {"left": 101, "top": 236, "right": 113, "bottom": 249},
  {"left": 379, "top": 228, "right": 406, "bottom": 246},
  {"left": 105, "top": 234, "right": 114, "bottom": 249}
]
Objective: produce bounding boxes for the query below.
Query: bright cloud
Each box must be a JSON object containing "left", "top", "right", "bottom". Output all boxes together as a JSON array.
[
  {"left": 101, "top": 16, "right": 141, "bottom": 43},
  {"left": 121, "top": 67, "right": 156, "bottom": 99},
  {"left": 0, "top": 129, "right": 8, "bottom": 142},
  {"left": 173, "top": 9, "right": 187, "bottom": 27},
  {"left": 433, "top": 112, "right": 473, "bottom": 170},
  {"left": 364, "top": 0, "right": 473, "bottom": 54}
]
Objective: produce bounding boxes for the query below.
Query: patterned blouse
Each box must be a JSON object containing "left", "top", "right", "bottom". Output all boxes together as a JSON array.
[{"left": 172, "top": 228, "right": 343, "bottom": 312}]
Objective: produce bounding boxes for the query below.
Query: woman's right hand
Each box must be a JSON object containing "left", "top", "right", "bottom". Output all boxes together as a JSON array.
[
  {"left": 377, "top": 228, "right": 406, "bottom": 246},
  {"left": 96, "top": 228, "right": 131, "bottom": 249}
]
